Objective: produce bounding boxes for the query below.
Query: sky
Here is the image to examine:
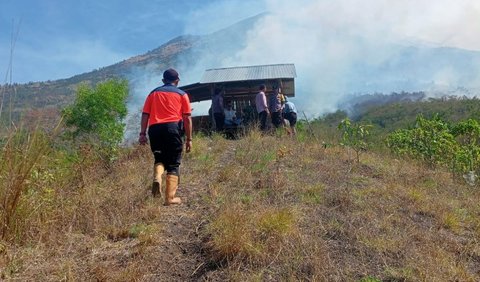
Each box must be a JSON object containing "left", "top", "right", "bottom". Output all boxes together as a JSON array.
[{"left": 2, "top": 0, "right": 480, "bottom": 118}]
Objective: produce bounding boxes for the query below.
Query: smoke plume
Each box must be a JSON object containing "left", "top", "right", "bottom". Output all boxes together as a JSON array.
[{"left": 183, "top": 0, "right": 480, "bottom": 116}]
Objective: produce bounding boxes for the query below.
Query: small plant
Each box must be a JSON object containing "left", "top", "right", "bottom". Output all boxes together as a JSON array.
[
  {"left": 338, "top": 118, "right": 372, "bottom": 163},
  {"left": 206, "top": 206, "right": 260, "bottom": 261},
  {"left": 442, "top": 212, "right": 461, "bottom": 232},
  {"left": 451, "top": 119, "right": 480, "bottom": 181},
  {"left": 258, "top": 208, "right": 295, "bottom": 239},
  {"left": 206, "top": 205, "right": 296, "bottom": 263}
]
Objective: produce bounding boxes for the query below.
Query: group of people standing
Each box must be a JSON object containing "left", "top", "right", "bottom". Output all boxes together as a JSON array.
[
  {"left": 256, "top": 84, "right": 297, "bottom": 135},
  {"left": 212, "top": 84, "right": 298, "bottom": 135}
]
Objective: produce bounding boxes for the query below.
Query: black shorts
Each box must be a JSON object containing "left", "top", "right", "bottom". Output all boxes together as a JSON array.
[
  {"left": 285, "top": 112, "right": 297, "bottom": 126},
  {"left": 148, "top": 122, "right": 183, "bottom": 175},
  {"left": 259, "top": 111, "right": 268, "bottom": 131},
  {"left": 214, "top": 113, "right": 224, "bottom": 131},
  {"left": 271, "top": 111, "right": 283, "bottom": 128}
]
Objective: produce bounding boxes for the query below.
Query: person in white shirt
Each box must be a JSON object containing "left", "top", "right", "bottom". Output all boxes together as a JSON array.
[{"left": 255, "top": 84, "right": 269, "bottom": 132}]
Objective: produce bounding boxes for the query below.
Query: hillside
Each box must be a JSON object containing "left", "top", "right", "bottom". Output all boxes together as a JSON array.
[
  {"left": 1, "top": 129, "right": 479, "bottom": 281},
  {"left": 2, "top": 82, "right": 480, "bottom": 280}
]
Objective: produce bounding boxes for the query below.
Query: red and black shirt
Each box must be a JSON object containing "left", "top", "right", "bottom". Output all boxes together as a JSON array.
[{"left": 142, "top": 84, "right": 192, "bottom": 126}]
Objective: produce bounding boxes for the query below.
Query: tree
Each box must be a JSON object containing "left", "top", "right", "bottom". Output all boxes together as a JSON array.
[{"left": 63, "top": 79, "right": 129, "bottom": 159}]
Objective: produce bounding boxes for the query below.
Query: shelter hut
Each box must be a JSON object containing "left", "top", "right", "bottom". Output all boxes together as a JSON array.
[{"left": 180, "top": 63, "right": 296, "bottom": 133}]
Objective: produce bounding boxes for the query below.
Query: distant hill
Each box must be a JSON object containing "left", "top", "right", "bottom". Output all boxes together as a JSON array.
[
  {"left": 2, "top": 12, "right": 480, "bottom": 124},
  {"left": 2, "top": 35, "right": 196, "bottom": 109},
  {"left": 0, "top": 13, "right": 263, "bottom": 123},
  {"left": 318, "top": 94, "right": 480, "bottom": 139},
  {"left": 357, "top": 96, "right": 480, "bottom": 130},
  {"left": 0, "top": 36, "right": 190, "bottom": 128}
]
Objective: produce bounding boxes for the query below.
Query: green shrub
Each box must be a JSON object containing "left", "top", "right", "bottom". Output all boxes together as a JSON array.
[
  {"left": 387, "top": 115, "right": 480, "bottom": 182},
  {"left": 63, "top": 79, "right": 129, "bottom": 161},
  {"left": 451, "top": 119, "right": 480, "bottom": 173},
  {"left": 386, "top": 115, "right": 456, "bottom": 168},
  {"left": 338, "top": 118, "right": 372, "bottom": 163}
]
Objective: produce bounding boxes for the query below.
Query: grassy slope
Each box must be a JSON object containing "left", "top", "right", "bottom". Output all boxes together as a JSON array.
[{"left": 1, "top": 129, "right": 479, "bottom": 281}]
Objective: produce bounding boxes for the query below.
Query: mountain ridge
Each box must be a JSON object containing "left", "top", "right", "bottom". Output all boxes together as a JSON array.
[{"left": 2, "top": 12, "right": 480, "bottom": 123}]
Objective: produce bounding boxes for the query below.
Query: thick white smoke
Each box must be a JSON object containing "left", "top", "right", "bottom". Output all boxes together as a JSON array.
[{"left": 183, "top": 0, "right": 480, "bottom": 116}]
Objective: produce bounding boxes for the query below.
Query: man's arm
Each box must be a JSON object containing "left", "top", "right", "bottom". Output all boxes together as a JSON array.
[
  {"left": 183, "top": 114, "right": 193, "bottom": 153},
  {"left": 139, "top": 113, "right": 149, "bottom": 145}
]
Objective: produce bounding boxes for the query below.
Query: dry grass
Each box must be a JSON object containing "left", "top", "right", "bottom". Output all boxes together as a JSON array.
[
  {"left": 197, "top": 130, "right": 480, "bottom": 281},
  {"left": 1, "top": 127, "right": 479, "bottom": 281},
  {"left": 206, "top": 204, "right": 297, "bottom": 264}
]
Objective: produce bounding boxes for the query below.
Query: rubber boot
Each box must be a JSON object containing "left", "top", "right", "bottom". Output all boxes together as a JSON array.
[
  {"left": 165, "top": 174, "right": 181, "bottom": 206},
  {"left": 152, "top": 163, "right": 164, "bottom": 198}
]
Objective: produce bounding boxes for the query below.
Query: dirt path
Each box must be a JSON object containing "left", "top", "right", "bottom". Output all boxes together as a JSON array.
[{"left": 141, "top": 180, "right": 216, "bottom": 282}]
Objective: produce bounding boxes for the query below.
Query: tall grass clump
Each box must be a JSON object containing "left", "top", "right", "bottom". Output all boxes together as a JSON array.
[
  {"left": 0, "top": 126, "right": 53, "bottom": 241},
  {"left": 206, "top": 204, "right": 296, "bottom": 263}
]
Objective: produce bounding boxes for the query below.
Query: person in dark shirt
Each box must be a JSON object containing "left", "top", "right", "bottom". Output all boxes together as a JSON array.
[
  {"left": 269, "top": 85, "right": 285, "bottom": 129},
  {"left": 211, "top": 88, "right": 225, "bottom": 131}
]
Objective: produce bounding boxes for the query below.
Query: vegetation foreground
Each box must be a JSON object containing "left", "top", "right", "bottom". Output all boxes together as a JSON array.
[
  {"left": 1, "top": 81, "right": 480, "bottom": 281},
  {"left": 1, "top": 126, "right": 479, "bottom": 281}
]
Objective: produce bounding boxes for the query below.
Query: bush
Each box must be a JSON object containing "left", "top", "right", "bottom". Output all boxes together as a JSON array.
[
  {"left": 62, "top": 79, "right": 129, "bottom": 161},
  {"left": 386, "top": 115, "right": 456, "bottom": 168},
  {"left": 387, "top": 115, "right": 480, "bottom": 182},
  {"left": 451, "top": 119, "right": 480, "bottom": 173}
]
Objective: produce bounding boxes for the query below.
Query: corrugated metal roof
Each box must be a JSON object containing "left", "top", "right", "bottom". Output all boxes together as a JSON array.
[{"left": 200, "top": 64, "right": 296, "bottom": 83}]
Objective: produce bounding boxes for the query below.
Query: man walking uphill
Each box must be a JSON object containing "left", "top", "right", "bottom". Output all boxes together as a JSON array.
[{"left": 139, "top": 68, "right": 193, "bottom": 206}]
